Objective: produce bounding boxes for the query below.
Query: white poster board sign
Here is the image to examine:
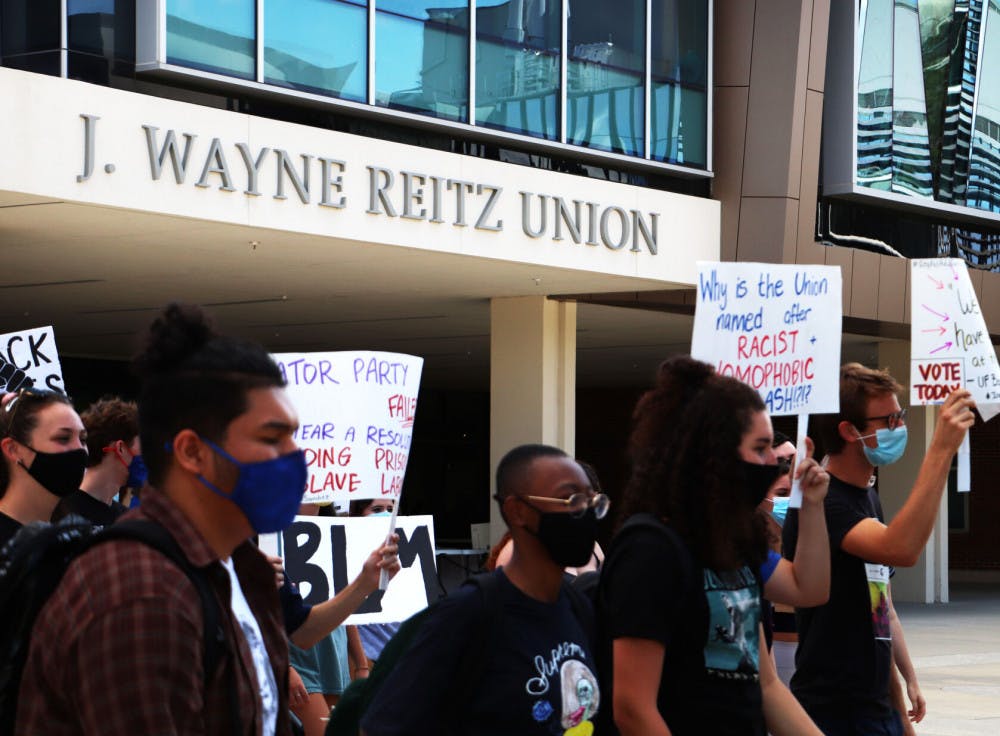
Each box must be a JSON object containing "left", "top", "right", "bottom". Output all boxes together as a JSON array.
[
  {"left": 272, "top": 351, "right": 423, "bottom": 505},
  {"left": 0, "top": 325, "right": 65, "bottom": 393},
  {"left": 259, "top": 515, "right": 437, "bottom": 625},
  {"left": 691, "top": 262, "right": 843, "bottom": 415},
  {"left": 910, "top": 258, "right": 1000, "bottom": 421}
]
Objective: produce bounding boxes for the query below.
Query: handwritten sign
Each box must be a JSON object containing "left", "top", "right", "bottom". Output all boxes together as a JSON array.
[
  {"left": 691, "top": 262, "right": 843, "bottom": 415},
  {"left": 272, "top": 351, "right": 423, "bottom": 505},
  {"left": 910, "top": 258, "right": 1000, "bottom": 422},
  {"left": 260, "top": 515, "right": 436, "bottom": 625},
  {"left": 0, "top": 325, "right": 65, "bottom": 393}
]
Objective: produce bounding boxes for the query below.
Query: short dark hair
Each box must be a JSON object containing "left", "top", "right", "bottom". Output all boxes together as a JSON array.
[
  {"left": 132, "top": 303, "right": 285, "bottom": 487},
  {"left": 495, "top": 444, "right": 568, "bottom": 501},
  {"left": 772, "top": 431, "right": 792, "bottom": 448},
  {"left": 0, "top": 388, "right": 75, "bottom": 493},
  {"left": 815, "top": 363, "right": 903, "bottom": 455},
  {"left": 81, "top": 397, "right": 139, "bottom": 468}
]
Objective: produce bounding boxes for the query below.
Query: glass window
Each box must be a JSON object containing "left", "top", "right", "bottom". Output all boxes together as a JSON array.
[
  {"left": 566, "top": 0, "right": 645, "bottom": 156},
  {"left": 890, "top": 0, "right": 932, "bottom": 198},
  {"left": 1, "top": 0, "right": 61, "bottom": 57},
  {"left": 856, "top": 0, "right": 894, "bottom": 191},
  {"left": 375, "top": 0, "right": 469, "bottom": 122},
  {"left": 966, "top": 0, "right": 1000, "bottom": 213},
  {"left": 166, "top": 0, "right": 255, "bottom": 80},
  {"left": 474, "top": 0, "right": 560, "bottom": 140},
  {"left": 68, "top": 0, "right": 134, "bottom": 70},
  {"left": 650, "top": 0, "right": 708, "bottom": 168},
  {"left": 264, "top": 0, "right": 367, "bottom": 100}
]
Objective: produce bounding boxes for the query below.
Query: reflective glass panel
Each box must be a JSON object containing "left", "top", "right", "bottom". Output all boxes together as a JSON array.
[
  {"left": 68, "top": 0, "right": 134, "bottom": 61},
  {"left": 650, "top": 0, "right": 709, "bottom": 168},
  {"left": 1, "top": 0, "right": 61, "bottom": 56},
  {"left": 166, "top": 0, "right": 255, "bottom": 80},
  {"left": 375, "top": 0, "right": 469, "bottom": 121},
  {"left": 474, "top": 0, "right": 560, "bottom": 140},
  {"left": 966, "top": 0, "right": 1000, "bottom": 212},
  {"left": 891, "top": 0, "right": 932, "bottom": 198},
  {"left": 857, "top": 0, "right": 894, "bottom": 191},
  {"left": 567, "top": 0, "right": 645, "bottom": 156},
  {"left": 264, "top": 0, "right": 366, "bottom": 101}
]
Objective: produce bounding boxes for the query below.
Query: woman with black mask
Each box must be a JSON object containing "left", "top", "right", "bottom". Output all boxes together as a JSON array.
[
  {"left": 0, "top": 388, "right": 87, "bottom": 549},
  {"left": 601, "top": 356, "right": 828, "bottom": 736}
]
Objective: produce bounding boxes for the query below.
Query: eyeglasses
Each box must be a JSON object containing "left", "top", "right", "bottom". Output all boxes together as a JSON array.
[
  {"left": 518, "top": 492, "right": 611, "bottom": 520},
  {"left": 865, "top": 409, "right": 907, "bottom": 431}
]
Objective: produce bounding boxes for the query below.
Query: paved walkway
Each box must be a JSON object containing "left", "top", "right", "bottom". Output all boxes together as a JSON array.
[{"left": 895, "top": 584, "right": 1000, "bottom": 736}]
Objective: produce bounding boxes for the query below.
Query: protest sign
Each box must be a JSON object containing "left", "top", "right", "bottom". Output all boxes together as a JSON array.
[
  {"left": 691, "top": 262, "right": 843, "bottom": 416},
  {"left": 259, "top": 515, "right": 437, "bottom": 625},
  {"left": 910, "top": 258, "right": 1000, "bottom": 421},
  {"left": 0, "top": 325, "right": 65, "bottom": 393},
  {"left": 910, "top": 258, "right": 1000, "bottom": 493},
  {"left": 272, "top": 351, "right": 423, "bottom": 506}
]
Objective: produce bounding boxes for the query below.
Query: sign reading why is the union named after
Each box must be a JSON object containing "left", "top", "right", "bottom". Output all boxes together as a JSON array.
[{"left": 691, "top": 262, "right": 843, "bottom": 416}]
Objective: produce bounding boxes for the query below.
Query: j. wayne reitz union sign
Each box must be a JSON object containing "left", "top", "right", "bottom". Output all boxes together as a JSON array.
[{"left": 76, "top": 114, "right": 661, "bottom": 255}]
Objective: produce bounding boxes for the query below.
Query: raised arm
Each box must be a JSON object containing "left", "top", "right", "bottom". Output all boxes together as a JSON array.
[
  {"left": 291, "top": 537, "right": 400, "bottom": 649},
  {"left": 842, "top": 390, "right": 975, "bottom": 567},
  {"left": 764, "top": 441, "right": 829, "bottom": 607}
]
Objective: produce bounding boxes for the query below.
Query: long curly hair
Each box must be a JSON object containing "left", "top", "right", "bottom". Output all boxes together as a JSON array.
[{"left": 620, "top": 356, "right": 769, "bottom": 571}]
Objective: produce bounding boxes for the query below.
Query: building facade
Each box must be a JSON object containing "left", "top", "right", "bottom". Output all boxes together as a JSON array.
[{"left": 0, "top": 0, "right": 997, "bottom": 601}]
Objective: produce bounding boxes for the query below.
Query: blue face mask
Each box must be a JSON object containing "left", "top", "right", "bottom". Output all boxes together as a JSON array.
[
  {"left": 770, "top": 496, "right": 790, "bottom": 526},
  {"left": 368, "top": 511, "right": 393, "bottom": 518},
  {"left": 127, "top": 454, "right": 148, "bottom": 488},
  {"left": 197, "top": 439, "right": 308, "bottom": 534},
  {"left": 857, "top": 426, "right": 908, "bottom": 466}
]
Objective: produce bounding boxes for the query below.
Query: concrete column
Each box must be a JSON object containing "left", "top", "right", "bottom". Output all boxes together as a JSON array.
[
  {"left": 489, "top": 296, "right": 576, "bottom": 543},
  {"left": 876, "top": 341, "right": 948, "bottom": 603}
]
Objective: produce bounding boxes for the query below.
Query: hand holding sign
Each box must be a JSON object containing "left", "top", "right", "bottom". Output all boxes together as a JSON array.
[
  {"left": 794, "top": 436, "right": 830, "bottom": 507},
  {"left": 362, "top": 534, "right": 401, "bottom": 593}
]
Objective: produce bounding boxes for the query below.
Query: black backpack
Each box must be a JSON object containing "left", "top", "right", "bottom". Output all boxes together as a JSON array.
[
  {"left": 326, "top": 571, "right": 596, "bottom": 736},
  {"left": 0, "top": 517, "right": 234, "bottom": 736}
]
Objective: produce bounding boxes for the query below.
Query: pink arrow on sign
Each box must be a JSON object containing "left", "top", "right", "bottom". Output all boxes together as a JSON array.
[
  {"left": 927, "top": 275, "right": 944, "bottom": 289},
  {"left": 930, "top": 341, "right": 954, "bottom": 354},
  {"left": 921, "top": 304, "right": 950, "bottom": 321},
  {"left": 921, "top": 326, "right": 947, "bottom": 337}
]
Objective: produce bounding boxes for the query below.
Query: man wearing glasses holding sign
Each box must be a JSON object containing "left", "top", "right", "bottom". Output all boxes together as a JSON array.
[
  {"left": 361, "top": 444, "right": 606, "bottom": 736},
  {"left": 783, "top": 363, "right": 976, "bottom": 736}
]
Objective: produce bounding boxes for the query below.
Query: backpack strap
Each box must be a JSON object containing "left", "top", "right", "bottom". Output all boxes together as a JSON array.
[
  {"left": 563, "top": 576, "right": 597, "bottom": 647},
  {"left": 455, "top": 573, "right": 502, "bottom": 685},
  {"left": 93, "top": 520, "right": 241, "bottom": 736}
]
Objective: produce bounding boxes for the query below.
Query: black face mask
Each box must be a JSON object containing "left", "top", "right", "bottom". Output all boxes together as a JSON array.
[
  {"left": 19, "top": 447, "right": 88, "bottom": 498},
  {"left": 531, "top": 508, "right": 598, "bottom": 568},
  {"left": 740, "top": 460, "right": 784, "bottom": 509}
]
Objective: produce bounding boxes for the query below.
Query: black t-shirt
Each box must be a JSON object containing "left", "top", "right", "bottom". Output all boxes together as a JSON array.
[
  {"left": 602, "top": 517, "right": 766, "bottom": 736},
  {"left": 51, "top": 490, "right": 126, "bottom": 527},
  {"left": 782, "top": 474, "right": 892, "bottom": 719},
  {"left": 0, "top": 511, "right": 22, "bottom": 552},
  {"left": 361, "top": 569, "right": 600, "bottom": 736}
]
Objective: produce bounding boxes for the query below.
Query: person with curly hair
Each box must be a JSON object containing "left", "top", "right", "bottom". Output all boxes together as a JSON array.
[{"left": 601, "top": 355, "right": 830, "bottom": 736}]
